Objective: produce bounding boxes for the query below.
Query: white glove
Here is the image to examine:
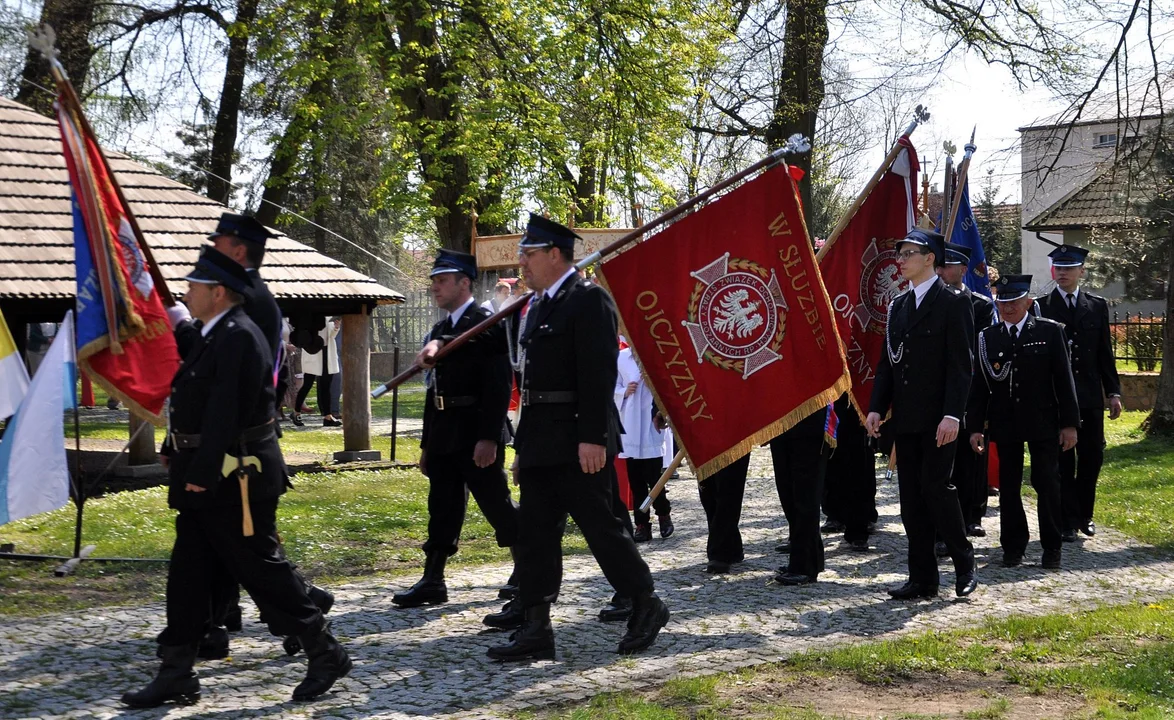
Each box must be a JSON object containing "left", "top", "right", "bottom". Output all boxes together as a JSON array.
[{"left": 166, "top": 303, "right": 192, "bottom": 329}]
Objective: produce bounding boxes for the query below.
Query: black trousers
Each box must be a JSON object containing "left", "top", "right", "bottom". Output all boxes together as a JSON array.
[
  {"left": 422, "top": 443, "right": 518, "bottom": 555},
  {"left": 295, "top": 371, "right": 334, "bottom": 416},
  {"left": 826, "top": 405, "right": 878, "bottom": 542},
  {"left": 1059, "top": 407, "right": 1104, "bottom": 529},
  {"left": 996, "top": 436, "right": 1063, "bottom": 554},
  {"left": 769, "top": 431, "right": 825, "bottom": 579},
  {"left": 953, "top": 426, "right": 989, "bottom": 526},
  {"left": 161, "top": 499, "right": 321, "bottom": 646},
  {"left": 626, "top": 457, "right": 671, "bottom": 526},
  {"left": 698, "top": 454, "right": 750, "bottom": 564},
  {"left": 894, "top": 432, "right": 974, "bottom": 586},
  {"left": 516, "top": 459, "right": 654, "bottom": 608}
]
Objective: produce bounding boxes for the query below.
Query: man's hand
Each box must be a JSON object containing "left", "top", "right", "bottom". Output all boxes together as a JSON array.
[
  {"left": 1060, "top": 427, "right": 1078, "bottom": 452},
  {"left": 419, "top": 449, "right": 428, "bottom": 477},
  {"left": 473, "top": 440, "right": 497, "bottom": 468},
  {"left": 935, "top": 417, "right": 960, "bottom": 447},
  {"left": 415, "top": 339, "right": 445, "bottom": 369},
  {"left": 623, "top": 381, "right": 638, "bottom": 399},
  {"left": 184, "top": 483, "right": 206, "bottom": 492},
  {"left": 969, "top": 433, "right": 985, "bottom": 454},
  {"left": 653, "top": 412, "right": 668, "bottom": 432},
  {"left": 1109, "top": 396, "right": 1123, "bottom": 420},
  {"left": 579, "top": 443, "right": 607, "bottom": 474},
  {"left": 864, "top": 412, "right": 883, "bottom": 438},
  {"left": 165, "top": 302, "right": 191, "bottom": 330}
]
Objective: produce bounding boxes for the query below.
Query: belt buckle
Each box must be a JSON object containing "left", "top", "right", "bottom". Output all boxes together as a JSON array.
[{"left": 435, "top": 394, "right": 445, "bottom": 411}]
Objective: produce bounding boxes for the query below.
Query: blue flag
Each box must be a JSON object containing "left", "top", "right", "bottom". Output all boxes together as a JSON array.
[{"left": 946, "top": 181, "right": 991, "bottom": 297}]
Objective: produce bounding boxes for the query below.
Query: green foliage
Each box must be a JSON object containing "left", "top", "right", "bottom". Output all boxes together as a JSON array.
[{"left": 974, "top": 168, "right": 1020, "bottom": 276}]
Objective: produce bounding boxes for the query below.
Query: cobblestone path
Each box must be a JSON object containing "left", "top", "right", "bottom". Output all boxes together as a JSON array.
[{"left": 3, "top": 448, "right": 1172, "bottom": 719}]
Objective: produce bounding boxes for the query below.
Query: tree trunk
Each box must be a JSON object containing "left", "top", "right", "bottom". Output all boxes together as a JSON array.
[
  {"left": 1148, "top": 230, "right": 1174, "bottom": 435},
  {"left": 764, "top": 0, "right": 828, "bottom": 218},
  {"left": 205, "top": 0, "right": 259, "bottom": 205},
  {"left": 15, "top": 0, "right": 97, "bottom": 116}
]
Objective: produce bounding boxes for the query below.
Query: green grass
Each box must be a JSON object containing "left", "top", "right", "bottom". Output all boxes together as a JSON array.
[
  {"left": 1094, "top": 411, "right": 1174, "bottom": 548},
  {"left": 1115, "top": 359, "right": 1162, "bottom": 374},
  {"left": 371, "top": 382, "right": 427, "bottom": 419},
  {"left": 530, "top": 602, "right": 1174, "bottom": 719},
  {"left": 0, "top": 457, "right": 568, "bottom": 617}
]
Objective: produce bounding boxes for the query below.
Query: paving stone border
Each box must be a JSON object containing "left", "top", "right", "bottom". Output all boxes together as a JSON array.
[{"left": 2, "top": 447, "right": 1172, "bottom": 719}]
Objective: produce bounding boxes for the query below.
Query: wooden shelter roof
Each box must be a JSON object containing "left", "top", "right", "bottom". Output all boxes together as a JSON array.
[{"left": 0, "top": 97, "right": 402, "bottom": 317}]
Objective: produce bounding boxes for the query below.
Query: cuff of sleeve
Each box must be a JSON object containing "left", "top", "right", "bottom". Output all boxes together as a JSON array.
[
  {"left": 943, "top": 415, "right": 960, "bottom": 422},
  {"left": 1108, "top": 394, "right": 1121, "bottom": 398}
]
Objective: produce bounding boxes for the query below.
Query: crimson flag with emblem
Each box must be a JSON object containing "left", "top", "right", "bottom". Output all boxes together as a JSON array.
[
  {"left": 596, "top": 163, "right": 849, "bottom": 480},
  {"left": 815, "top": 136, "right": 919, "bottom": 419}
]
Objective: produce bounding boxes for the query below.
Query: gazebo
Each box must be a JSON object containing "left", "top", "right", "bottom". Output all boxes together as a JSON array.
[{"left": 0, "top": 97, "right": 403, "bottom": 462}]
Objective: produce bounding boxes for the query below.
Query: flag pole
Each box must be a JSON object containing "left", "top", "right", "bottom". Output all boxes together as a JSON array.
[
  {"left": 817, "top": 105, "right": 930, "bottom": 260},
  {"left": 373, "top": 135, "right": 814, "bottom": 398},
  {"left": 942, "top": 127, "right": 977, "bottom": 246},
  {"left": 639, "top": 449, "right": 686, "bottom": 512}
]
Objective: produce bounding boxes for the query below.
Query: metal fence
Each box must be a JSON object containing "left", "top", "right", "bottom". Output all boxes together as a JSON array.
[
  {"left": 1109, "top": 311, "right": 1166, "bottom": 371},
  {"left": 372, "top": 290, "right": 445, "bottom": 354}
]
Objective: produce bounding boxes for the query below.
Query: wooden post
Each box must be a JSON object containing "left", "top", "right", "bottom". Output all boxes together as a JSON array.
[
  {"left": 336, "top": 307, "right": 379, "bottom": 462},
  {"left": 127, "top": 414, "right": 155, "bottom": 466}
]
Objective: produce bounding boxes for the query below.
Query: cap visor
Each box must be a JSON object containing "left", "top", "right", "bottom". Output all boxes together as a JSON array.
[
  {"left": 429, "top": 267, "right": 463, "bottom": 277},
  {"left": 995, "top": 291, "right": 1029, "bottom": 302}
]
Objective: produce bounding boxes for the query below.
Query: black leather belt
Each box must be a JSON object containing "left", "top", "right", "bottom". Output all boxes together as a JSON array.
[
  {"left": 521, "top": 390, "right": 577, "bottom": 406},
  {"left": 434, "top": 394, "right": 477, "bottom": 410},
  {"left": 172, "top": 420, "right": 275, "bottom": 449}
]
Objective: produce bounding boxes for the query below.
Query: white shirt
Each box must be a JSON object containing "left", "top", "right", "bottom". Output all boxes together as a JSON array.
[
  {"left": 1061, "top": 286, "right": 1080, "bottom": 306},
  {"left": 1003, "top": 315, "right": 1028, "bottom": 336},
  {"left": 912, "top": 275, "right": 938, "bottom": 308},
  {"left": 449, "top": 297, "right": 476, "bottom": 325},
  {"left": 200, "top": 309, "right": 231, "bottom": 337},
  {"left": 543, "top": 267, "right": 579, "bottom": 300}
]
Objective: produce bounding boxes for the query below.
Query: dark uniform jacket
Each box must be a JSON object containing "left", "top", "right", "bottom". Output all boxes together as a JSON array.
[
  {"left": 167, "top": 305, "right": 288, "bottom": 511},
  {"left": 967, "top": 315, "right": 1081, "bottom": 443},
  {"left": 420, "top": 302, "right": 512, "bottom": 456},
  {"left": 513, "top": 274, "right": 623, "bottom": 468},
  {"left": 1036, "top": 287, "right": 1121, "bottom": 408},
  {"left": 869, "top": 278, "right": 975, "bottom": 435}
]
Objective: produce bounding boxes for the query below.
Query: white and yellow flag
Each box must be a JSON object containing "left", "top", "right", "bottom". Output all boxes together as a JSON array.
[{"left": 0, "top": 308, "right": 29, "bottom": 419}]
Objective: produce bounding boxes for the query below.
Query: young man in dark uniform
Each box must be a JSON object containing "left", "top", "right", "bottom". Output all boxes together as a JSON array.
[
  {"left": 938, "top": 242, "right": 997, "bottom": 537},
  {"left": 429, "top": 214, "right": 668, "bottom": 660},
  {"left": 124, "top": 248, "right": 350, "bottom": 708},
  {"left": 969, "top": 274, "right": 1081, "bottom": 569},
  {"left": 1035, "top": 244, "right": 1122, "bottom": 541},
  {"left": 397, "top": 250, "right": 519, "bottom": 621},
  {"left": 866, "top": 229, "right": 978, "bottom": 600}
]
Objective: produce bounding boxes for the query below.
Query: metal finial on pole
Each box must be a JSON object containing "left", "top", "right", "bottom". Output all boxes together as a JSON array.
[{"left": 28, "top": 24, "right": 59, "bottom": 66}]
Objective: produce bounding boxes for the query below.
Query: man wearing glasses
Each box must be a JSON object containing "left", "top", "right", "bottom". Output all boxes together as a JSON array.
[{"left": 866, "top": 229, "right": 978, "bottom": 600}]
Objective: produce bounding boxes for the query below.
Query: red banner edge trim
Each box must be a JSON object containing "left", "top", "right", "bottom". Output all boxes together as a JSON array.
[{"left": 77, "top": 353, "right": 168, "bottom": 428}]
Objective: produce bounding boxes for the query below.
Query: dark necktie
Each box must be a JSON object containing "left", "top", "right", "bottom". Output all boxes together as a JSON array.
[
  {"left": 1067, "top": 293, "right": 1076, "bottom": 311},
  {"left": 1009, "top": 324, "right": 1019, "bottom": 343},
  {"left": 192, "top": 319, "right": 205, "bottom": 331},
  {"left": 442, "top": 316, "right": 454, "bottom": 336}
]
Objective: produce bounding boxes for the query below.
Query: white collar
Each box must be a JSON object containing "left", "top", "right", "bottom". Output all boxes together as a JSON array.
[
  {"left": 544, "top": 267, "right": 579, "bottom": 300},
  {"left": 449, "top": 296, "right": 476, "bottom": 325},
  {"left": 1059, "top": 286, "right": 1080, "bottom": 302},
  {"left": 1003, "top": 314, "right": 1028, "bottom": 335},
  {"left": 201, "top": 308, "right": 231, "bottom": 337},
  {"left": 912, "top": 274, "right": 937, "bottom": 303}
]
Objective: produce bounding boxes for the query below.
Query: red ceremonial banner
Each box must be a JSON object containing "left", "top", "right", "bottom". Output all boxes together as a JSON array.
[
  {"left": 597, "top": 164, "right": 850, "bottom": 480},
  {"left": 815, "top": 137, "right": 919, "bottom": 420}
]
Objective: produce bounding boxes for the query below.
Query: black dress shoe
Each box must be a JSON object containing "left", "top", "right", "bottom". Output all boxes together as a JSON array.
[
  {"left": 633, "top": 523, "right": 652, "bottom": 543},
  {"left": 1002, "top": 552, "right": 1023, "bottom": 568},
  {"left": 483, "top": 598, "right": 524, "bottom": 630},
  {"left": 845, "top": 537, "right": 869, "bottom": 552},
  {"left": 487, "top": 605, "right": 555, "bottom": 661},
  {"left": 705, "top": 560, "right": 732, "bottom": 574},
  {"left": 934, "top": 540, "right": 949, "bottom": 558},
  {"left": 1081, "top": 521, "right": 1096, "bottom": 537},
  {"left": 821, "top": 519, "right": 845, "bottom": 534},
  {"left": 774, "top": 541, "right": 792, "bottom": 554},
  {"left": 617, "top": 594, "right": 669, "bottom": 654},
  {"left": 966, "top": 524, "right": 986, "bottom": 538},
  {"left": 658, "top": 514, "right": 675, "bottom": 539},
  {"left": 865, "top": 521, "right": 878, "bottom": 534},
  {"left": 775, "top": 570, "right": 816, "bottom": 586},
  {"left": 1041, "top": 549, "right": 1062, "bottom": 569},
  {"left": 1061, "top": 529, "right": 1078, "bottom": 543},
  {"left": 955, "top": 570, "right": 978, "bottom": 597},
  {"left": 598, "top": 595, "right": 633, "bottom": 622},
  {"left": 887, "top": 581, "right": 937, "bottom": 600}
]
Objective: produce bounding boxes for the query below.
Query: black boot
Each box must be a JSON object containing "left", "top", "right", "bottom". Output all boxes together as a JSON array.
[
  {"left": 483, "top": 597, "right": 524, "bottom": 630},
  {"left": 223, "top": 604, "right": 242, "bottom": 632},
  {"left": 285, "top": 582, "right": 336, "bottom": 656},
  {"left": 392, "top": 552, "right": 448, "bottom": 607},
  {"left": 486, "top": 604, "right": 555, "bottom": 661},
  {"left": 122, "top": 643, "right": 200, "bottom": 708},
  {"left": 618, "top": 593, "right": 669, "bottom": 654},
  {"left": 598, "top": 593, "right": 633, "bottom": 622},
  {"left": 155, "top": 625, "right": 228, "bottom": 661},
  {"left": 292, "top": 620, "right": 353, "bottom": 701}
]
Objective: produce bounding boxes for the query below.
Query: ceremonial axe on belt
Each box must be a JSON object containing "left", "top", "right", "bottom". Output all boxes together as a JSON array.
[{"left": 222, "top": 455, "right": 262, "bottom": 536}]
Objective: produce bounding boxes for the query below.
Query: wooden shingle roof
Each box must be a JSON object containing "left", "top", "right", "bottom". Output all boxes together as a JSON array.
[
  {"left": 0, "top": 97, "right": 402, "bottom": 312},
  {"left": 1024, "top": 143, "right": 1157, "bottom": 232}
]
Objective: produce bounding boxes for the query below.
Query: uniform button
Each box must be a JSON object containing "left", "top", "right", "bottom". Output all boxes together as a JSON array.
[
  {"left": 903, "top": 380, "right": 908, "bottom": 385},
  {"left": 189, "top": 371, "right": 195, "bottom": 376}
]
